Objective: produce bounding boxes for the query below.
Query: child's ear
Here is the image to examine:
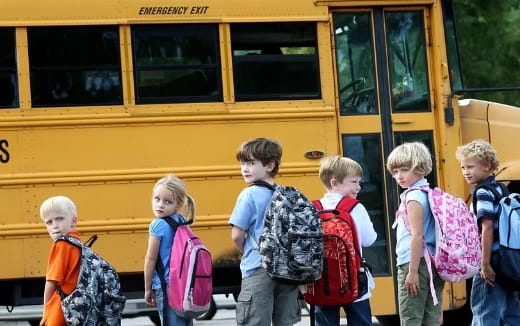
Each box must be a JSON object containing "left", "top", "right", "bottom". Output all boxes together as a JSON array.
[
  {"left": 71, "top": 216, "right": 78, "bottom": 227},
  {"left": 330, "top": 178, "right": 339, "bottom": 188},
  {"left": 266, "top": 161, "right": 275, "bottom": 172},
  {"left": 483, "top": 161, "right": 493, "bottom": 172}
]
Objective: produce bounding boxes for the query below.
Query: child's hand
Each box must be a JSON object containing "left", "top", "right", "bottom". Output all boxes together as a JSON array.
[
  {"left": 145, "top": 289, "right": 157, "bottom": 307},
  {"left": 404, "top": 271, "right": 420, "bottom": 296},
  {"left": 480, "top": 263, "right": 496, "bottom": 286}
]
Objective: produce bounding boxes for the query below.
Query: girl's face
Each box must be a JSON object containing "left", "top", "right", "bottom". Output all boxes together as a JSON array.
[
  {"left": 43, "top": 209, "right": 77, "bottom": 240},
  {"left": 459, "top": 156, "right": 492, "bottom": 185},
  {"left": 152, "top": 184, "right": 178, "bottom": 218},
  {"left": 392, "top": 167, "right": 423, "bottom": 189},
  {"left": 332, "top": 176, "right": 362, "bottom": 199}
]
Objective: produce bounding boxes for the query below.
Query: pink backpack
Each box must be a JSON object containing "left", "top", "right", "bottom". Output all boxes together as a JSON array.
[
  {"left": 397, "top": 186, "right": 481, "bottom": 304},
  {"left": 163, "top": 218, "right": 213, "bottom": 319}
]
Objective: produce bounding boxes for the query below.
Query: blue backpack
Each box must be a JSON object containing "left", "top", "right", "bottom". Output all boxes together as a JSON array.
[{"left": 473, "top": 183, "right": 520, "bottom": 289}]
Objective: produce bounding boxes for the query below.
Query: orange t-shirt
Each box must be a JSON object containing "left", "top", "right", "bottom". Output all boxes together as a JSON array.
[{"left": 40, "top": 231, "right": 81, "bottom": 326}]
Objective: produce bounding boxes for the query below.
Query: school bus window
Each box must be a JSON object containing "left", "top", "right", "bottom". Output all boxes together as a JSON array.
[
  {"left": 131, "top": 24, "right": 221, "bottom": 104},
  {"left": 442, "top": 1, "right": 463, "bottom": 90},
  {"left": 333, "top": 12, "right": 378, "bottom": 116},
  {"left": 27, "top": 26, "right": 122, "bottom": 108},
  {"left": 231, "top": 22, "right": 320, "bottom": 101},
  {"left": 0, "top": 28, "right": 18, "bottom": 109},
  {"left": 343, "top": 133, "right": 390, "bottom": 275},
  {"left": 385, "top": 11, "right": 431, "bottom": 113}
]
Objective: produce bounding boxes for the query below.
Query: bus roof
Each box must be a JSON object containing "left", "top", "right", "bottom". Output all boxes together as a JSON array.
[{"left": 1, "top": 0, "right": 329, "bottom": 26}]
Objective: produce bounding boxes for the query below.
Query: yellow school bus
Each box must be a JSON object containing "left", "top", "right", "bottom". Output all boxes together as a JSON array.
[{"left": 0, "top": 0, "right": 518, "bottom": 324}]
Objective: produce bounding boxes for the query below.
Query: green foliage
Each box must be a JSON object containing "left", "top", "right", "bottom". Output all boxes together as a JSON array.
[{"left": 453, "top": 0, "right": 520, "bottom": 106}]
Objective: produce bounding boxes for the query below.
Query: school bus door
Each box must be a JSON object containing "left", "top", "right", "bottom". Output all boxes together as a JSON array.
[{"left": 331, "top": 7, "right": 439, "bottom": 317}]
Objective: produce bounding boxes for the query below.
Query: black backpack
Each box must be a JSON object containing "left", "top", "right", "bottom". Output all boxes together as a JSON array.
[
  {"left": 55, "top": 234, "right": 126, "bottom": 326},
  {"left": 252, "top": 182, "right": 324, "bottom": 284}
]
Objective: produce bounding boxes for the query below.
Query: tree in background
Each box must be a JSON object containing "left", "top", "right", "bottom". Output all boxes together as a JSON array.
[{"left": 453, "top": 0, "right": 520, "bottom": 106}]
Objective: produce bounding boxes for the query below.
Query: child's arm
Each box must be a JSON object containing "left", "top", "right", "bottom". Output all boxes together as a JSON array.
[
  {"left": 231, "top": 225, "right": 246, "bottom": 253},
  {"left": 406, "top": 200, "right": 424, "bottom": 297},
  {"left": 480, "top": 218, "right": 496, "bottom": 286},
  {"left": 143, "top": 235, "right": 160, "bottom": 307},
  {"left": 43, "top": 280, "right": 58, "bottom": 305}
]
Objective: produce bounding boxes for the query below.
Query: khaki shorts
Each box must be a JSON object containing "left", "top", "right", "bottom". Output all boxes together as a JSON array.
[
  {"left": 397, "top": 259, "right": 445, "bottom": 326},
  {"left": 235, "top": 268, "right": 301, "bottom": 326}
]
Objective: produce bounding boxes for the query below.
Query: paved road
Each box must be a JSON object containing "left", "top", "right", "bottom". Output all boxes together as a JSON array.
[
  {"left": 0, "top": 307, "right": 381, "bottom": 326},
  {"left": 0, "top": 295, "right": 381, "bottom": 326}
]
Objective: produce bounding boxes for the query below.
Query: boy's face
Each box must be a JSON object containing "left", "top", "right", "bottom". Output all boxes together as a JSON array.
[
  {"left": 331, "top": 176, "right": 361, "bottom": 199},
  {"left": 43, "top": 209, "right": 77, "bottom": 240},
  {"left": 459, "top": 156, "right": 492, "bottom": 185},
  {"left": 152, "top": 184, "right": 178, "bottom": 218},
  {"left": 391, "top": 167, "right": 423, "bottom": 189},
  {"left": 240, "top": 159, "right": 274, "bottom": 184}
]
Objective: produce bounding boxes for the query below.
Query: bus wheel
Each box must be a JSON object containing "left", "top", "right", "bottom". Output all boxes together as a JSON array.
[
  {"left": 195, "top": 297, "right": 217, "bottom": 320},
  {"left": 376, "top": 314, "right": 400, "bottom": 326},
  {"left": 149, "top": 312, "right": 161, "bottom": 326}
]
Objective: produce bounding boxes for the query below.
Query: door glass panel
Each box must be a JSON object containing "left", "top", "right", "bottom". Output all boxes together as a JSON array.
[
  {"left": 394, "top": 131, "right": 437, "bottom": 187},
  {"left": 343, "top": 134, "right": 389, "bottom": 275},
  {"left": 386, "top": 11, "right": 430, "bottom": 113},
  {"left": 333, "top": 13, "right": 378, "bottom": 115}
]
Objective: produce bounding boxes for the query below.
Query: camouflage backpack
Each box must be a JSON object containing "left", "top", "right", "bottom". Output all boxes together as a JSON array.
[
  {"left": 55, "top": 234, "right": 126, "bottom": 326},
  {"left": 253, "top": 182, "right": 324, "bottom": 284}
]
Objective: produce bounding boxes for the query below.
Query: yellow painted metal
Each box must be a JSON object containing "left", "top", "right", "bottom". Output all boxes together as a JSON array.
[
  {"left": 0, "top": 0, "right": 328, "bottom": 26},
  {"left": 0, "top": 0, "right": 518, "bottom": 318}
]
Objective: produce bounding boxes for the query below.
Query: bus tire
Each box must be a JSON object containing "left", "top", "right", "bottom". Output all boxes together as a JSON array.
[
  {"left": 376, "top": 314, "right": 400, "bottom": 326},
  {"left": 149, "top": 312, "right": 161, "bottom": 326},
  {"left": 195, "top": 297, "right": 217, "bottom": 320}
]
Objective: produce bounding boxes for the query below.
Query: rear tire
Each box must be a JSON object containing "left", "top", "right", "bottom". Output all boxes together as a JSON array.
[
  {"left": 376, "top": 314, "right": 400, "bottom": 326},
  {"left": 195, "top": 297, "right": 217, "bottom": 320},
  {"left": 149, "top": 312, "right": 161, "bottom": 326}
]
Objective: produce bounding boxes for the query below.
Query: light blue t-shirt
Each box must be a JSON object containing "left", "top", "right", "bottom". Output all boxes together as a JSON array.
[
  {"left": 395, "top": 179, "right": 436, "bottom": 266},
  {"left": 228, "top": 184, "right": 273, "bottom": 278},
  {"left": 149, "top": 214, "right": 187, "bottom": 290}
]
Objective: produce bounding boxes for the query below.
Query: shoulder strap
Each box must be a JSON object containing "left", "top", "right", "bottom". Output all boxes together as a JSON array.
[
  {"left": 312, "top": 199, "right": 323, "bottom": 210},
  {"left": 251, "top": 181, "right": 276, "bottom": 191},
  {"left": 335, "top": 196, "right": 359, "bottom": 213},
  {"left": 54, "top": 234, "right": 83, "bottom": 298},
  {"left": 472, "top": 182, "right": 507, "bottom": 212}
]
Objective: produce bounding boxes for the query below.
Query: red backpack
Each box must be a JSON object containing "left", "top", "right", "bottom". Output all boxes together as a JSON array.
[{"left": 304, "top": 197, "right": 362, "bottom": 306}]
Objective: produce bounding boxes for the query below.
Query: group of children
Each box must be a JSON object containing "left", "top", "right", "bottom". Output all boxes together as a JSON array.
[{"left": 39, "top": 137, "right": 520, "bottom": 326}]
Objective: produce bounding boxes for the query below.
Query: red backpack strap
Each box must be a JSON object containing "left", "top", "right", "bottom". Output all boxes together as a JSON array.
[
  {"left": 312, "top": 199, "right": 323, "bottom": 210},
  {"left": 335, "top": 196, "right": 358, "bottom": 213}
]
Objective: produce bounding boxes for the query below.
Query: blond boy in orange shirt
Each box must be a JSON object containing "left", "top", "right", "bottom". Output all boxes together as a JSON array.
[{"left": 39, "top": 196, "right": 81, "bottom": 326}]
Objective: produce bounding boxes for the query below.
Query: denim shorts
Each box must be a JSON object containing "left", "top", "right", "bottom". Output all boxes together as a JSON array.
[
  {"left": 397, "top": 259, "right": 444, "bottom": 326},
  {"left": 236, "top": 268, "right": 301, "bottom": 326}
]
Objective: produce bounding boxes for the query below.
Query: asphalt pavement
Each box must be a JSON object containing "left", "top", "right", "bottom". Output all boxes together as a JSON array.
[{"left": 0, "top": 295, "right": 381, "bottom": 326}]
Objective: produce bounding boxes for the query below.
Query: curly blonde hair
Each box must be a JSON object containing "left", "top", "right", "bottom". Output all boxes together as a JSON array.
[{"left": 455, "top": 139, "right": 499, "bottom": 172}]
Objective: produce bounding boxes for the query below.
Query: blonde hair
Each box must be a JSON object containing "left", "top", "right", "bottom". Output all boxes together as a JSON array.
[
  {"left": 455, "top": 139, "right": 499, "bottom": 172},
  {"left": 236, "top": 138, "right": 282, "bottom": 177},
  {"left": 386, "top": 142, "right": 432, "bottom": 176},
  {"left": 153, "top": 174, "right": 195, "bottom": 222},
  {"left": 319, "top": 156, "right": 363, "bottom": 190},
  {"left": 40, "top": 195, "right": 77, "bottom": 221}
]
